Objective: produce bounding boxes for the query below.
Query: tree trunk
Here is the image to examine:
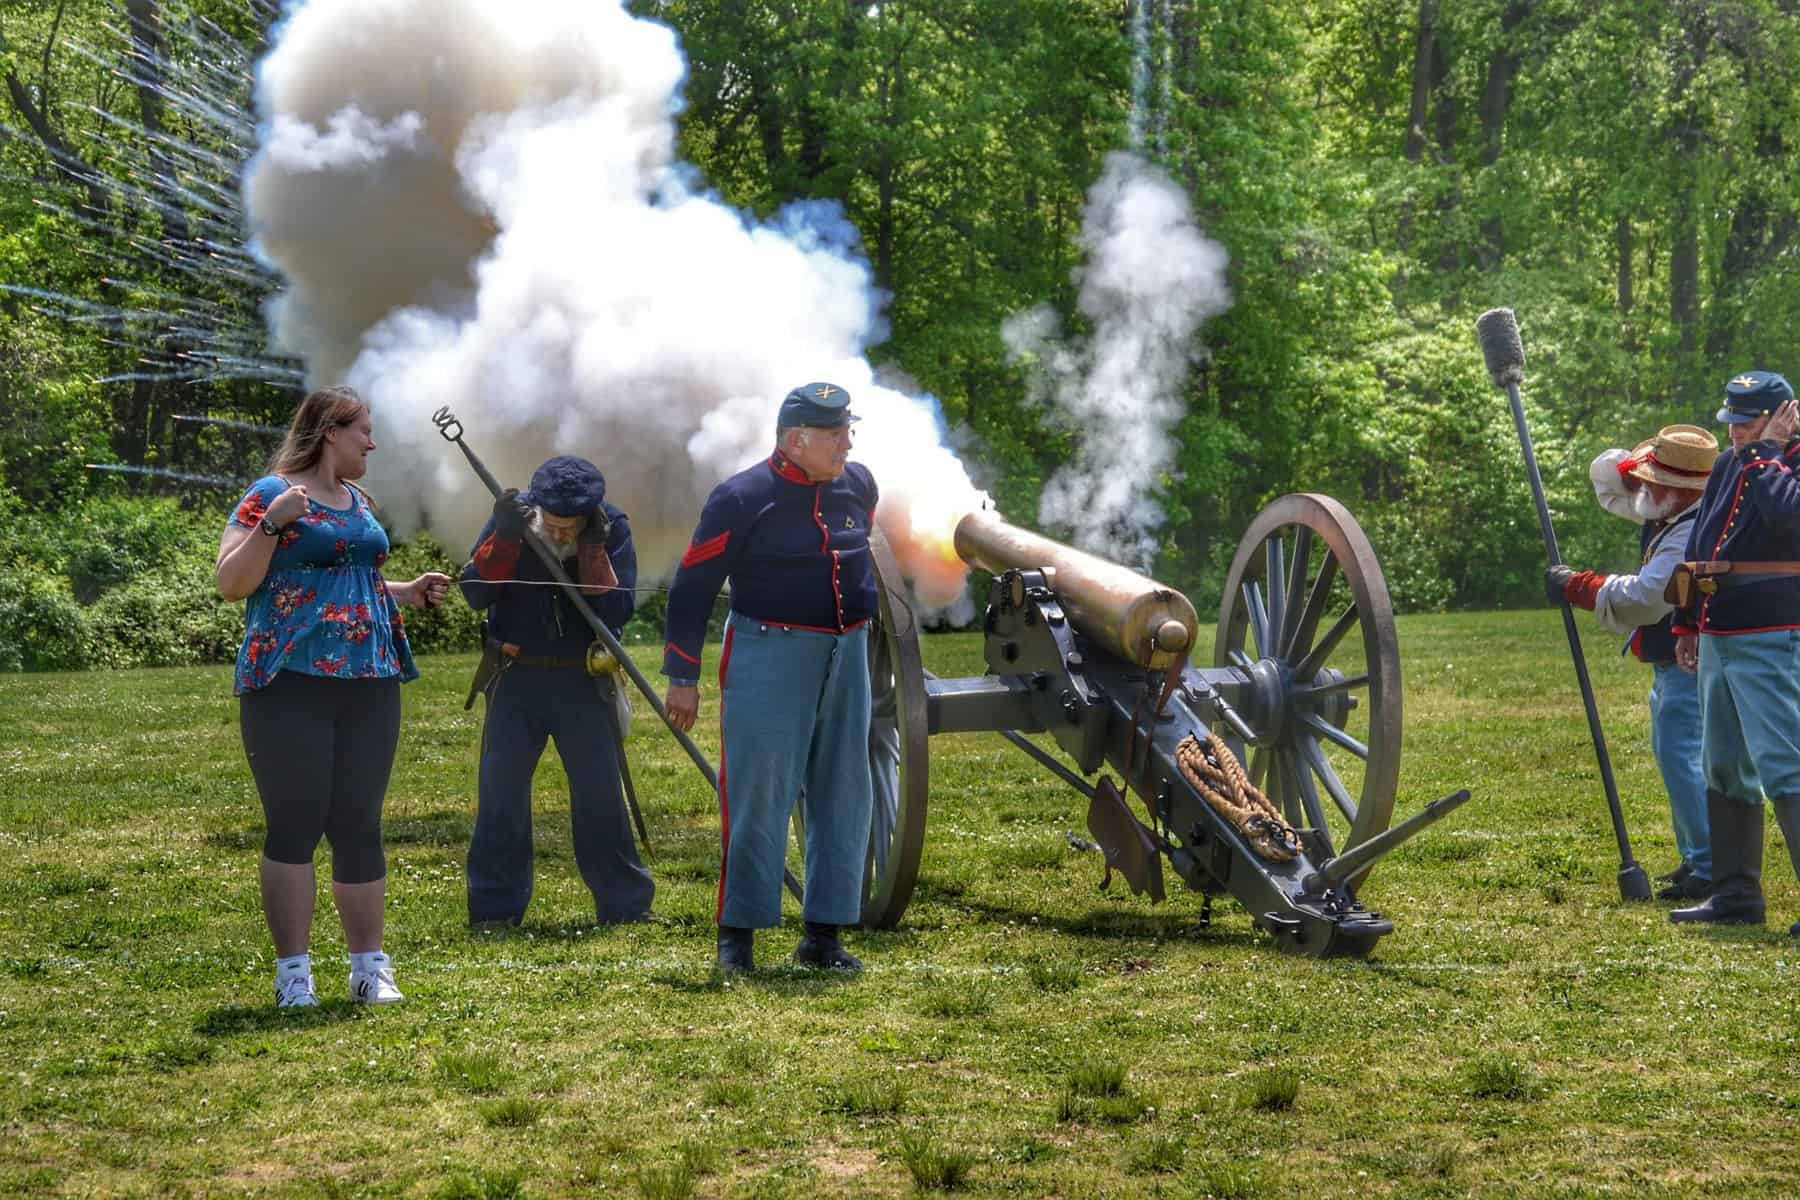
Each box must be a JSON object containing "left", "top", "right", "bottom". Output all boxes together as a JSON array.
[
  {"left": 1616, "top": 216, "right": 1633, "bottom": 315},
  {"left": 1475, "top": 2, "right": 1530, "bottom": 265},
  {"left": 124, "top": 0, "right": 191, "bottom": 247},
  {"left": 1670, "top": 194, "right": 1700, "bottom": 356},
  {"left": 1402, "top": 0, "right": 1436, "bottom": 163},
  {"left": 0, "top": 21, "right": 108, "bottom": 215}
]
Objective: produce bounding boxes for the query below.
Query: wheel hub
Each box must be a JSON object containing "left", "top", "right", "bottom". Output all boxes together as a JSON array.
[
  {"left": 1240, "top": 656, "right": 1291, "bottom": 739},
  {"left": 1307, "top": 666, "right": 1355, "bottom": 730}
]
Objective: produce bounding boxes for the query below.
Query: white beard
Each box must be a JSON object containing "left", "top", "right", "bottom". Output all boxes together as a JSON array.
[
  {"left": 1632, "top": 487, "right": 1696, "bottom": 524},
  {"left": 528, "top": 511, "right": 580, "bottom": 560}
]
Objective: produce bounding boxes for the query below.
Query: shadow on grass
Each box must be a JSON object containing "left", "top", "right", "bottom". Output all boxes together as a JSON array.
[
  {"left": 464, "top": 914, "right": 657, "bottom": 943},
  {"left": 646, "top": 962, "right": 860, "bottom": 996},
  {"left": 384, "top": 809, "right": 472, "bottom": 846},
  {"left": 194, "top": 998, "right": 366, "bottom": 1037},
  {"left": 201, "top": 828, "right": 259, "bottom": 852},
  {"left": 951, "top": 896, "right": 1265, "bottom": 950}
]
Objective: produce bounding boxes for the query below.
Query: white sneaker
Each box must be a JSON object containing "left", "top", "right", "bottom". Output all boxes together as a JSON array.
[
  {"left": 349, "top": 954, "right": 405, "bottom": 1005},
  {"left": 274, "top": 972, "right": 318, "bottom": 1008}
]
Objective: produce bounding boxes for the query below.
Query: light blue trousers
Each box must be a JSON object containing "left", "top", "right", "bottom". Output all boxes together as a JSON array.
[
  {"left": 717, "top": 617, "right": 872, "bottom": 929},
  {"left": 1648, "top": 662, "right": 1710, "bottom": 879},
  {"left": 1698, "top": 630, "right": 1800, "bottom": 803}
]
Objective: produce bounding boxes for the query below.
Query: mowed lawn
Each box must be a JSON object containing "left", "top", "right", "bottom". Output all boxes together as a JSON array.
[{"left": 1, "top": 611, "right": 1797, "bottom": 1198}]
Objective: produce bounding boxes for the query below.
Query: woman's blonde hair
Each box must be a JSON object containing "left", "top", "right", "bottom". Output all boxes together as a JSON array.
[{"left": 267, "top": 385, "right": 367, "bottom": 476}]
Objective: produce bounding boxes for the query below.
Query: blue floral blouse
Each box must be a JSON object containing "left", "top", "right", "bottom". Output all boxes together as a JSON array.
[{"left": 228, "top": 475, "right": 420, "bottom": 695}]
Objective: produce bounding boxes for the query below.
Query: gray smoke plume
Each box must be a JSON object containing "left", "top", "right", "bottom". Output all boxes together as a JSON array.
[
  {"left": 243, "top": 0, "right": 984, "bottom": 603},
  {"left": 1002, "top": 152, "right": 1230, "bottom": 569}
]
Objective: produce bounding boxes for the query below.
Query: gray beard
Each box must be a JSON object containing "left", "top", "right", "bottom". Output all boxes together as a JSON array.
[{"left": 528, "top": 512, "right": 580, "bottom": 560}]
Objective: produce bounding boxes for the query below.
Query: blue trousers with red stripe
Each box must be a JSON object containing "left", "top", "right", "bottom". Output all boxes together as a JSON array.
[
  {"left": 1698, "top": 629, "right": 1800, "bottom": 801},
  {"left": 717, "top": 616, "right": 872, "bottom": 929}
]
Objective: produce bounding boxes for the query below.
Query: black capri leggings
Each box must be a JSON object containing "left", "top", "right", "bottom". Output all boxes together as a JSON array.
[{"left": 239, "top": 670, "right": 401, "bottom": 883}]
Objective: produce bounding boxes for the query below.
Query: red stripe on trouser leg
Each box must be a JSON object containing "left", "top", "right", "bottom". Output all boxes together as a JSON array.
[{"left": 714, "top": 622, "right": 736, "bottom": 923}]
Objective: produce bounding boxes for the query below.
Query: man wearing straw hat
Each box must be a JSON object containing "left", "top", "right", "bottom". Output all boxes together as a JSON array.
[{"left": 1548, "top": 423, "right": 1720, "bottom": 901}]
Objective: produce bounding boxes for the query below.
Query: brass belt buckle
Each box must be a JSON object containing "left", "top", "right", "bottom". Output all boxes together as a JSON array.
[{"left": 1698, "top": 577, "right": 1719, "bottom": 596}]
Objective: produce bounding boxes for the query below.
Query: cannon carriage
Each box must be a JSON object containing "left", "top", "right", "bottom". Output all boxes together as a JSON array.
[{"left": 837, "top": 495, "right": 1469, "bottom": 959}]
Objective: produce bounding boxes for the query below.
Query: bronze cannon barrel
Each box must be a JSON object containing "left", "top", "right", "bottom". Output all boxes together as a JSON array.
[{"left": 952, "top": 509, "right": 1199, "bottom": 669}]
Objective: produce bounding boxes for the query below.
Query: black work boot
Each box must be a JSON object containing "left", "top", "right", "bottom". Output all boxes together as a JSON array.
[
  {"left": 1671, "top": 792, "right": 1765, "bottom": 926},
  {"left": 1656, "top": 864, "right": 1713, "bottom": 902},
  {"left": 1772, "top": 799, "right": 1800, "bottom": 937},
  {"left": 793, "top": 922, "right": 862, "bottom": 971},
  {"left": 716, "top": 925, "right": 755, "bottom": 974}
]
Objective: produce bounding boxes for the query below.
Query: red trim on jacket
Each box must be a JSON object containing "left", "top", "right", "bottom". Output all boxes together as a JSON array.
[
  {"left": 664, "top": 640, "right": 701, "bottom": 667},
  {"left": 1699, "top": 622, "right": 1800, "bottom": 636},
  {"left": 809, "top": 488, "right": 848, "bottom": 629},
  {"left": 741, "top": 617, "right": 872, "bottom": 636},
  {"left": 1699, "top": 472, "right": 1757, "bottom": 630},
  {"left": 769, "top": 452, "right": 811, "bottom": 485},
  {"left": 473, "top": 533, "right": 521, "bottom": 580},
  {"left": 681, "top": 529, "right": 731, "bottom": 568}
]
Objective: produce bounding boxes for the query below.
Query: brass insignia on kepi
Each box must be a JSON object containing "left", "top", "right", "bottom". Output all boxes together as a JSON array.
[
  {"left": 1731, "top": 374, "right": 1759, "bottom": 388},
  {"left": 816, "top": 384, "right": 837, "bottom": 399}
]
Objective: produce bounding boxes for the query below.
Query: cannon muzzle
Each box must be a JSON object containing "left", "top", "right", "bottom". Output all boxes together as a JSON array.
[{"left": 953, "top": 508, "right": 1199, "bottom": 669}]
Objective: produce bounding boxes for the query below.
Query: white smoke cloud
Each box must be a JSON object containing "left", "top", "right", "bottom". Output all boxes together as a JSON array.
[
  {"left": 1003, "top": 151, "right": 1231, "bottom": 569},
  {"left": 243, "top": 0, "right": 983, "bottom": 603}
]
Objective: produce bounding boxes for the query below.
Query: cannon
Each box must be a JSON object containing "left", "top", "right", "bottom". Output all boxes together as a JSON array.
[{"left": 830, "top": 496, "right": 1470, "bottom": 958}]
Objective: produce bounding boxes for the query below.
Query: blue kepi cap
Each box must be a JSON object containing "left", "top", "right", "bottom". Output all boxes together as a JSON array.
[
  {"left": 524, "top": 455, "right": 606, "bottom": 516},
  {"left": 776, "top": 381, "right": 858, "bottom": 430},
  {"left": 1717, "top": 370, "right": 1795, "bottom": 424}
]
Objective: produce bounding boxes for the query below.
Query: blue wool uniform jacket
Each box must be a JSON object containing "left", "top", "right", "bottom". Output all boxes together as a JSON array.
[
  {"left": 1678, "top": 439, "right": 1800, "bottom": 635},
  {"left": 459, "top": 503, "right": 636, "bottom": 655},
  {"left": 662, "top": 454, "right": 879, "bottom": 682}
]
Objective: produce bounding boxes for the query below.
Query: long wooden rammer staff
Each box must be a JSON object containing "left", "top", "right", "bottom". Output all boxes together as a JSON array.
[
  {"left": 432, "top": 407, "right": 803, "bottom": 895},
  {"left": 1476, "top": 309, "right": 1652, "bottom": 903}
]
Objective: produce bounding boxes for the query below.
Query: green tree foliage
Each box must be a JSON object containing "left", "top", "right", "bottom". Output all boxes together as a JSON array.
[{"left": 5, "top": 1, "right": 1800, "bottom": 669}]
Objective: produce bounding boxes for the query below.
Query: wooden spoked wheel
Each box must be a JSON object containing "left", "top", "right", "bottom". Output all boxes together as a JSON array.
[
  {"left": 788, "top": 528, "right": 929, "bottom": 927},
  {"left": 1215, "top": 494, "right": 1402, "bottom": 889}
]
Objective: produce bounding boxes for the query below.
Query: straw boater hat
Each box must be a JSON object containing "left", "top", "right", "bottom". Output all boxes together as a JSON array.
[{"left": 1622, "top": 424, "right": 1718, "bottom": 491}]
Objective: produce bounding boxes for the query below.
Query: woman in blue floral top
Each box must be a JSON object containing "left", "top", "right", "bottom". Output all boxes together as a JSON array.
[{"left": 216, "top": 385, "right": 450, "bottom": 1009}]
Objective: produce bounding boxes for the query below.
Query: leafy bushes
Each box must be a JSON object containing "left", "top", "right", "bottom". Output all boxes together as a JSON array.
[
  {"left": 0, "top": 488, "right": 482, "bottom": 672},
  {"left": 382, "top": 532, "right": 482, "bottom": 655},
  {"left": 0, "top": 568, "right": 90, "bottom": 672}
]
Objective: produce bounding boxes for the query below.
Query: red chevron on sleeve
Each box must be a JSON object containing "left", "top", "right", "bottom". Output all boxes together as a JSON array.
[
  {"left": 473, "top": 533, "right": 521, "bottom": 580},
  {"left": 665, "top": 641, "right": 701, "bottom": 666},
  {"left": 681, "top": 529, "right": 731, "bottom": 568}
]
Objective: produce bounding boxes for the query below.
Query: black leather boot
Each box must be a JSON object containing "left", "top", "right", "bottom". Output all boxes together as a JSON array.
[
  {"left": 1657, "top": 865, "right": 1714, "bottom": 902},
  {"left": 1772, "top": 799, "right": 1800, "bottom": 937},
  {"left": 793, "top": 922, "right": 862, "bottom": 971},
  {"left": 1671, "top": 792, "right": 1765, "bottom": 926},
  {"left": 716, "top": 925, "right": 755, "bottom": 973}
]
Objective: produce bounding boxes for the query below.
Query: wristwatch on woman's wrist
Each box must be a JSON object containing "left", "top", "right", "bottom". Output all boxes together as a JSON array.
[{"left": 258, "top": 516, "right": 281, "bottom": 538}]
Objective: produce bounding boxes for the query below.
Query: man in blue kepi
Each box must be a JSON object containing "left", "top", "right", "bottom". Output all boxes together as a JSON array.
[
  {"left": 1670, "top": 369, "right": 1800, "bottom": 935},
  {"left": 662, "top": 381, "right": 877, "bottom": 973},
  {"left": 459, "top": 455, "right": 654, "bottom": 928}
]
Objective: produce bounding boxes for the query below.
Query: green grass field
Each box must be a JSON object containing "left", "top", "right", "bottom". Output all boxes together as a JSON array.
[{"left": 2, "top": 611, "right": 1797, "bottom": 1198}]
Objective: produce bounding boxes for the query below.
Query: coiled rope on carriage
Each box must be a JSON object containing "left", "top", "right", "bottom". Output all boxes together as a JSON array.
[{"left": 1174, "top": 732, "right": 1302, "bottom": 863}]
